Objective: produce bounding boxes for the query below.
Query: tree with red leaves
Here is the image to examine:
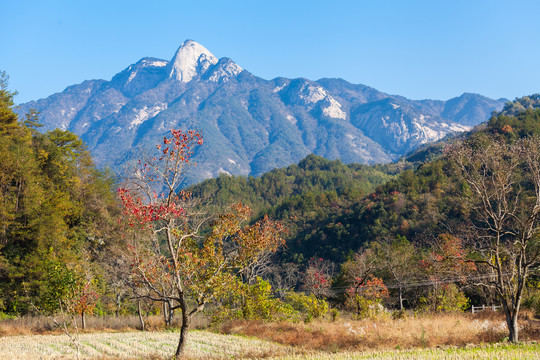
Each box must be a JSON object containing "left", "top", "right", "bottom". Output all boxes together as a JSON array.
[
  {"left": 346, "top": 275, "right": 389, "bottom": 318},
  {"left": 424, "top": 233, "right": 477, "bottom": 283},
  {"left": 118, "top": 129, "right": 285, "bottom": 359},
  {"left": 67, "top": 280, "right": 100, "bottom": 330},
  {"left": 301, "top": 257, "right": 334, "bottom": 299}
]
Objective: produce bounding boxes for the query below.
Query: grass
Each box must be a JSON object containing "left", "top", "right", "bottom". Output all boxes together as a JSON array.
[
  {"left": 0, "top": 330, "right": 539, "bottom": 359},
  {"left": 0, "top": 330, "right": 294, "bottom": 359},
  {"left": 0, "top": 314, "right": 209, "bottom": 336},
  {"left": 220, "top": 310, "right": 540, "bottom": 352},
  {"left": 1, "top": 311, "right": 539, "bottom": 359},
  {"left": 275, "top": 343, "right": 540, "bottom": 359}
]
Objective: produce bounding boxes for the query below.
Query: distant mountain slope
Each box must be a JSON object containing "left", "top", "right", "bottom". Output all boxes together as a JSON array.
[
  {"left": 188, "top": 153, "right": 409, "bottom": 215},
  {"left": 16, "top": 40, "right": 507, "bottom": 184}
]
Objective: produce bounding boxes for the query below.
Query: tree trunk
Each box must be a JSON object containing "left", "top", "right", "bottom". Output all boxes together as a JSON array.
[
  {"left": 138, "top": 300, "right": 145, "bottom": 331},
  {"left": 507, "top": 312, "right": 519, "bottom": 343},
  {"left": 399, "top": 285, "right": 404, "bottom": 311},
  {"left": 115, "top": 293, "right": 121, "bottom": 317},
  {"left": 175, "top": 301, "right": 190, "bottom": 358},
  {"left": 163, "top": 301, "right": 172, "bottom": 327},
  {"left": 169, "top": 301, "right": 175, "bottom": 325},
  {"left": 81, "top": 311, "right": 86, "bottom": 330}
]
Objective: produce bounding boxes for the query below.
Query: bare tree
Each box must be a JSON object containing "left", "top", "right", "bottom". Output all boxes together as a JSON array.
[
  {"left": 241, "top": 245, "right": 279, "bottom": 285},
  {"left": 451, "top": 135, "right": 540, "bottom": 342},
  {"left": 268, "top": 262, "right": 300, "bottom": 299}
]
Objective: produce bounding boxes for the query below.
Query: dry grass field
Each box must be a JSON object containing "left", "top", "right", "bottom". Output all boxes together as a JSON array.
[
  {"left": 275, "top": 343, "right": 540, "bottom": 359},
  {"left": 1, "top": 311, "right": 539, "bottom": 359},
  {"left": 0, "top": 314, "right": 210, "bottom": 336},
  {"left": 221, "top": 311, "right": 540, "bottom": 351},
  {"left": 0, "top": 330, "right": 295, "bottom": 359},
  {"left": 0, "top": 331, "right": 539, "bottom": 360}
]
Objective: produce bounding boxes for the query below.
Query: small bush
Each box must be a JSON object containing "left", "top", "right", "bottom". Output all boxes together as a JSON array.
[
  {"left": 212, "top": 277, "right": 296, "bottom": 324},
  {"left": 285, "top": 292, "right": 329, "bottom": 321},
  {"left": 522, "top": 286, "right": 540, "bottom": 317},
  {"left": 419, "top": 284, "right": 469, "bottom": 313},
  {"left": 347, "top": 295, "right": 387, "bottom": 319},
  {"left": 330, "top": 308, "right": 339, "bottom": 322},
  {"left": 0, "top": 312, "right": 15, "bottom": 321},
  {"left": 392, "top": 309, "right": 408, "bottom": 320}
]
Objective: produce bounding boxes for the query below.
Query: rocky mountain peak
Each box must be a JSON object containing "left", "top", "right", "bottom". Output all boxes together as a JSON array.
[
  {"left": 167, "top": 40, "right": 218, "bottom": 82},
  {"left": 205, "top": 57, "right": 243, "bottom": 83}
]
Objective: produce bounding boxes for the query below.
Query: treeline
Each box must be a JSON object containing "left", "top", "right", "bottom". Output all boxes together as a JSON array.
[
  {"left": 189, "top": 154, "right": 410, "bottom": 213},
  {"left": 0, "top": 72, "right": 120, "bottom": 315}
]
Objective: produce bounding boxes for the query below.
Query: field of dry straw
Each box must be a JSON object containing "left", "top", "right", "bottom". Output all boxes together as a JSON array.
[{"left": 0, "top": 311, "right": 539, "bottom": 359}]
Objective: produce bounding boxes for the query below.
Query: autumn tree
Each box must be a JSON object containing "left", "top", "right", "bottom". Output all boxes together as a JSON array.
[
  {"left": 372, "top": 236, "right": 418, "bottom": 310},
  {"left": 414, "top": 233, "right": 475, "bottom": 313},
  {"left": 425, "top": 234, "right": 476, "bottom": 282},
  {"left": 346, "top": 275, "right": 389, "bottom": 318},
  {"left": 67, "top": 278, "right": 100, "bottom": 330},
  {"left": 342, "top": 248, "right": 377, "bottom": 315},
  {"left": 451, "top": 135, "right": 540, "bottom": 342},
  {"left": 118, "top": 129, "right": 285, "bottom": 358},
  {"left": 301, "top": 257, "right": 335, "bottom": 299}
]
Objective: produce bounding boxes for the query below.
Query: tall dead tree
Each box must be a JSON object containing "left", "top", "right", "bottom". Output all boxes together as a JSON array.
[{"left": 451, "top": 135, "right": 540, "bottom": 342}]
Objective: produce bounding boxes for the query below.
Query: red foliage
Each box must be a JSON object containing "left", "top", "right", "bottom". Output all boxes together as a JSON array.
[
  {"left": 117, "top": 129, "right": 204, "bottom": 229},
  {"left": 69, "top": 282, "right": 100, "bottom": 316},
  {"left": 347, "top": 275, "right": 389, "bottom": 300},
  {"left": 302, "top": 257, "right": 333, "bottom": 298},
  {"left": 423, "top": 234, "right": 476, "bottom": 282},
  {"left": 117, "top": 188, "right": 184, "bottom": 227},
  {"left": 501, "top": 124, "right": 513, "bottom": 134},
  {"left": 159, "top": 129, "right": 203, "bottom": 162}
]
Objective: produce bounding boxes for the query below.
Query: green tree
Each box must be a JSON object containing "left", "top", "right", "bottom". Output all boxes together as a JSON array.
[
  {"left": 0, "top": 73, "right": 119, "bottom": 315},
  {"left": 372, "top": 237, "right": 418, "bottom": 310}
]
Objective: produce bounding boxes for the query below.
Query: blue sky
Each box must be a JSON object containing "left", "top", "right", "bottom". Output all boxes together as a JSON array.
[{"left": 2, "top": 0, "right": 540, "bottom": 104}]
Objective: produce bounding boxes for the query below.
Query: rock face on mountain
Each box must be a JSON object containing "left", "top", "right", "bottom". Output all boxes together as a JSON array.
[{"left": 16, "top": 40, "right": 507, "bottom": 185}]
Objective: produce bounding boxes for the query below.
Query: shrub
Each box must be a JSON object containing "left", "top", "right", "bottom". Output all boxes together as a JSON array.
[
  {"left": 392, "top": 309, "right": 408, "bottom": 320},
  {"left": 522, "top": 287, "right": 540, "bottom": 317},
  {"left": 285, "top": 292, "right": 329, "bottom": 321},
  {"left": 0, "top": 312, "right": 15, "bottom": 321},
  {"left": 330, "top": 308, "right": 340, "bottom": 322},
  {"left": 212, "top": 277, "right": 295, "bottom": 324},
  {"left": 347, "top": 295, "right": 388, "bottom": 319},
  {"left": 419, "top": 284, "right": 469, "bottom": 313}
]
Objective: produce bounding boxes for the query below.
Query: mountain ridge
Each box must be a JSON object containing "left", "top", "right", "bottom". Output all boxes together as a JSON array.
[{"left": 15, "top": 40, "right": 507, "bottom": 185}]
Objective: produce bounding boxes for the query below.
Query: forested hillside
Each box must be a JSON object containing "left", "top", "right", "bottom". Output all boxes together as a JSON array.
[
  {"left": 0, "top": 72, "right": 120, "bottom": 314},
  {"left": 189, "top": 154, "right": 410, "bottom": 214}
]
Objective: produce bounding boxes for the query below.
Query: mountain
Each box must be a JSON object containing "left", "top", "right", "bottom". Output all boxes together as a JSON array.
[{"left": 15, "top": 40, "right": 507, "bottom": 185}]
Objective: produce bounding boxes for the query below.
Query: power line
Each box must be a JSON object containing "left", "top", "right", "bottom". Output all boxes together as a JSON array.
[{"left": 324, "top": 272, "right": 511, "bottom": 294}]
